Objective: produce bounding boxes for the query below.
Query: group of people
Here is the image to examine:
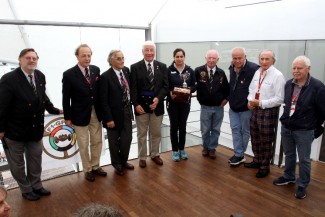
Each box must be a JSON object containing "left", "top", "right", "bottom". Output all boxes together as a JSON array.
[
  {"left": 0, "top": 41, "right": 324, "bottom": 203},
  {"left": 227, "top": 48, "right": 325, "bottom": 200}
]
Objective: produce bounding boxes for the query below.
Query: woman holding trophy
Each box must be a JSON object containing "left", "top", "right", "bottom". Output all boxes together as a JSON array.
[{"left": 167, "top": 48, "right": 197, "bottom": 162}]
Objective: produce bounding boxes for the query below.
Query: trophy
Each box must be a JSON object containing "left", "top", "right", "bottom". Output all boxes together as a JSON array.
[
  {"left": 172, "top": 72, "right": 190, "bottom": 103},
  {"left": 182, "top": 73, "right": 189, "bottom": 88}
]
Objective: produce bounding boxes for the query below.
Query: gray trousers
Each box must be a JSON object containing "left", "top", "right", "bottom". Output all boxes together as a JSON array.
[{"left": 3, "top": 137, "right": 43, "bottom": 193}]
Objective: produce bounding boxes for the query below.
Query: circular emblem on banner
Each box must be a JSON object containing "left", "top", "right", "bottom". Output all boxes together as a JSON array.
[{"left": 43, "top": 117, "right": 79, "bottom": 159}]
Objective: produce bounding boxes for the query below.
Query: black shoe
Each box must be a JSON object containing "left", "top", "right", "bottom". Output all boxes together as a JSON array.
[
  {"left": 273, "top": 176, "right": 296, "bottom": 186},
  {"left": 229, "top": 156, "right": 246, "bottom": 166},
  {"left": 228, "top": 155, "right": 236, "bottom": 163},
  {"left": 256, "top": 168, "right": 270, "bottom": 178},
  {"left": 114, "top": 165, "right": 125, "bottom": 176},
  {"left": 33, "top": 187, "right": 51, "bottom": 196},
  {"left": 22, "top": 192, "right": 40, "bottom": 201},
  {"left": 123, "top": 162, "right": 134, "bottom": 170},
  {"left": 92, "top": 167, "right": 107, "bottom": 176},
  {"left": 244, "top": 161, "right": 260, "bottom": 169},
  {"left": 295, "top": 186, "right": 307, "bottom": 199}
]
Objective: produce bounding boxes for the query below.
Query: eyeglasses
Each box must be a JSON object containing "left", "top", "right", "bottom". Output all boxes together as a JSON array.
[
  {"left": 113, "top": 57, "right": 125, "bottom": 61},
  {"left": 24, "top": 56, "right": 38, "bottom": 61}
]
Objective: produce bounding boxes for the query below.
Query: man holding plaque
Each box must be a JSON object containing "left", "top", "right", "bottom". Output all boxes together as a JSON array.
[
  {"left": 245, "top": 49, "right": 285, "bottom": 178},
  {"left": 195, "top": 49, "right": 229, "bottom": 160},
  {"left": 130, "top": 41, "right": 169, "bottom": 168}
]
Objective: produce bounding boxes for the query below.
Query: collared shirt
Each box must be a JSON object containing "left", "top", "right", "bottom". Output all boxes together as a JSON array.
[
  {"left": 207, "top": 66, "right": 216, "bottom": 78},
  {"left": 77, "top": 64, "right": 88, "bottom": 77},
  {"left": 21, "top": 68, "right": 36, "bottom": 87},
  {"left": 144, "top": 60, "right": 154, "bottom": 75},
  {"left": 113, "top": 68, "right": 126, "bottom": 85},
  {"left": 247, "top": 65, "right": 285, "bottom": 109}
]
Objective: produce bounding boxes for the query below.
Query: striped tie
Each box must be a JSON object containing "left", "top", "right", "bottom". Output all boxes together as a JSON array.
[
  {"left": 148, "top": 63, "right": 154, "bottom": 90},
  {"left": 85, "top": 67, "right": 91, "bottom": 84},
  {"left": 28, "top": 74, "right": 37, "bottom": 95}
]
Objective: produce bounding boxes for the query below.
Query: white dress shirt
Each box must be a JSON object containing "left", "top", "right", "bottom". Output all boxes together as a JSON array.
[{"left": 247, "top": 65, "right": 285, "bottom": 109}]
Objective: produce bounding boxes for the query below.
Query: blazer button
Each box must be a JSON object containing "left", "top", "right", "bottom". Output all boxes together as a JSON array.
[
  {"left": 33, "top": 125, "right": 35, "bottom": 127},
  {"left": 34, "top": 115, "right": 36, "bottom": 117},
  {"left": 29, "top": 104, "right": 31, "bottom": 106}
]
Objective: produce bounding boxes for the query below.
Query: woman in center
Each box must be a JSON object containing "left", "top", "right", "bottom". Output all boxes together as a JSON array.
[{"left": 167, "top": 48, "right": 197, "bottom": 161}]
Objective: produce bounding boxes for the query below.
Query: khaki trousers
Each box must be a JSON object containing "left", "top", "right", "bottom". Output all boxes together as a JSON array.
[
  {"left": 74, "top": 107, "right": 103, "bottom": 172},
  {"left": 135, "top": 113, "right": 163, "bottom": 160}
]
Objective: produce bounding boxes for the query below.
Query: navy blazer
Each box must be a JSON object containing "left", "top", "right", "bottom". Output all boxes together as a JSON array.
[
  {"left": 0, "top": 68, "right": 60, "bottom": 141},
  {"left": 62, "top": 64, "right": 101, "bottom": 126},
  {"left": 130, "top": 59, "right": 169, "bottom": 116},
  {"left": 100, "top": 67, "right": 132, "bottom": 130}
]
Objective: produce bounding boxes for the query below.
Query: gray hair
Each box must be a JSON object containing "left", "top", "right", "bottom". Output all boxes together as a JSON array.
[
  {"left": 107, "top": 50, "right": 122, "bottom": 66},
  {"left": 75, "top": 203, "right": 122, "bottom": 217},
  {"left": 142, "top": 40, "right": 156, "bottom": 50},
  {"left": 259, "top": 49, "right": 276, "bottom": 63},
  {"left": 292, "top": 55, "right": 311, "bottom": 68},
  {"left": 231, "top": 47, "right": 246, "bottom": 56},
  {"left": 205, "top": 49, "right": 219, "bottom": 59}
]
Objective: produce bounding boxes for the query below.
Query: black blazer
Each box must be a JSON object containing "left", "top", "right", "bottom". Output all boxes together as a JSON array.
[
  {"left": 100, "top": 67, "right": 132, "bottom": 130},
  {"left": 0, "top": 68, "right": 60, "bottom": 141},
  {"left": 130, "top": 59, "right": 169, "bottom": 116},
  {"left": 62, "top": 64, "right": 101, "bottom": 126}
]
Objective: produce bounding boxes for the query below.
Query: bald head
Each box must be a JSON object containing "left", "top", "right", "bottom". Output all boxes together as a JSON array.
[
  {"left": 232, "top": 47, "right": 246, "bottom": 70},
  {"left": 205, "top": 49, "right": 219, "bottom": 68}
]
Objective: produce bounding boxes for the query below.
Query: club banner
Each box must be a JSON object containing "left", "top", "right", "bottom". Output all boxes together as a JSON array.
[{"left": 42, "top": 114, "right": 106, "bottom": 170}]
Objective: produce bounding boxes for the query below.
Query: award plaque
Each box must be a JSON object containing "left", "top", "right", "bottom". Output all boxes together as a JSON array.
[{"left": 172, "top": 87, "right": 190, "bottom": 103}]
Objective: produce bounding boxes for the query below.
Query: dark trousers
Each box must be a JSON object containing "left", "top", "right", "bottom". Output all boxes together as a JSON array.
[
  {"left": 167, "top": 100, "right": 190, "bottom": 151},
  {"left": 3, "top": 137, "right": 43, "bottom": 193},
  {"left": 250, "top": 107, "right": 279, "bottom": 169},
  {"left": 107, "top": 109, "right": 132, "bottom": 168}
]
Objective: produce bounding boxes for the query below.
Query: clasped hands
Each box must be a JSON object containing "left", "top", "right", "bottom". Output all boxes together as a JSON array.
[
  {"left": 248, "top": 99, "right": 260, "bottom": 110},
  {"left": 135, "top": 97, "right": 159, "bottom": 115}
]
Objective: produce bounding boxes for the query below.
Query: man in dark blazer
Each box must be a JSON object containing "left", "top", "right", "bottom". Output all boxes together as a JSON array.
[
  {"left": 0, "top": 48, "right": 62, "bottom": 201},
  {"left": 62, "top": 44, "right": 107, "bottom": 182},
  {"left": 100, "top": 50, "right": 134, "bottom": 176},
  {"left": 130, "top": 41, "right": 169, "bottom": 168}
]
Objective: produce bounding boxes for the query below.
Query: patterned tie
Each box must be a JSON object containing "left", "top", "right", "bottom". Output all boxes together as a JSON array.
[
  {"left": 28, "top": 74, "right": 37, "bottom": 95},
  {"left": 209, "top": 69, "right": 213, "bottom": 83},
  {"left": 120, "top": 71, "right": 129, "bottom": 103},
  {"left": 85, "top": 67, "right": 91, "bottom": 84},
  {"left": 148, "top": 63, "right": 154, "bottom": 90},
  {"left": 209, "top": 69, "right": 213, "bottom": 93}
]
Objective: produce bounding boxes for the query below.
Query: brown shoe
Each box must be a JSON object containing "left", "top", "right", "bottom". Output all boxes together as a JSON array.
[
  {"left": 151, "top": 156, "right": 163, "bottom": 165},
  {"left": 209, "top": 149, "right": 216, "bottom": 159},
  {"left": 202, "top": 147, "right": 209, "bottom": 157},
  {"left": 92, "top": 167, "right": 107, "bottom": 176},
  {"left": 85, "top": 172, "right": 95, "bottom": 182},
  {"left": 139, "top": 160, "right": 147, "bottom": 168},
  {"left": 123, "top": 162, "right": 134, "bottom": 170}
]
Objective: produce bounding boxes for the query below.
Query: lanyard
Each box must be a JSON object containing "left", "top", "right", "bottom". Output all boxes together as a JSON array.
[
  {"left": 257, "top": 71, "right": 267, "bottom": 92},
  {"left": 255, "top": 71, "right": 266, "bottom": 100},
  {"left": 291, "top": 86, "right": 302, "bottom": 106}
]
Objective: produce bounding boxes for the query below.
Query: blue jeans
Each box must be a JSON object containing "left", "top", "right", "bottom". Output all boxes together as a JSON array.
[
  {"left": 229, "top": 109, "right": 252, "bottom": 157},
  {"left": 281, "top": 126, "right": 314, "bottom": 188},
  {"left": 200, "top": 105, "right": 224, "bottom": 150}
]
